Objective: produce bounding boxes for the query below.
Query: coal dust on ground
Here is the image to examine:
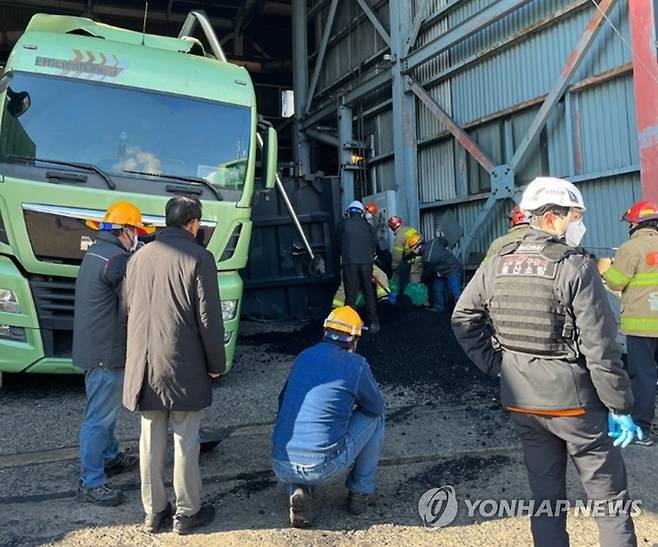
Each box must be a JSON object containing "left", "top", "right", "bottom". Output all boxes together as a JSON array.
[{"left": 239, "top": 304, "right": 498, "bottom": 401}]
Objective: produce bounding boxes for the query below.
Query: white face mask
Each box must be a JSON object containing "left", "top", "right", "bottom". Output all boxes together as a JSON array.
[{"left": 565, "top": 220, "right": 587, "bottom": 247}]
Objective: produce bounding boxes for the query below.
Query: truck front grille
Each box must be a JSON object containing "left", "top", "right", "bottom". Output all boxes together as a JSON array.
[{"left": 28, "top": 275, "right": 76, "bottom": 357}]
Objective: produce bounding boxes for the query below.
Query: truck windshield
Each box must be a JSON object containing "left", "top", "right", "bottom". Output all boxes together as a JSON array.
[{"left": 0, "top": 72, "right": 251, "bottom": 201}]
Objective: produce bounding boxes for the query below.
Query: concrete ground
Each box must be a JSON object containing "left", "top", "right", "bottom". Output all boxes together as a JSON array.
[{"left": 1, "top": 310, "right": 657, "bottom": 547}]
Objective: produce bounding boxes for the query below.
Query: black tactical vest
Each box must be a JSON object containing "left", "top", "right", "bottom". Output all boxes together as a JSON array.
[{"left": 487, "top": 239, "right": 579, "bottom": 360}]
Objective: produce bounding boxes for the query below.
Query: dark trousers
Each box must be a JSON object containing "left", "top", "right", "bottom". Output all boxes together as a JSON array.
[
  {"left": 626, "top": 335, "right": 658, "bottom": 430},
  {"left": 511, "top": 409, "right": 636, "bottom": 547},
  {"left": 342, "top": 263, "right": 378, "bottom": 326}
]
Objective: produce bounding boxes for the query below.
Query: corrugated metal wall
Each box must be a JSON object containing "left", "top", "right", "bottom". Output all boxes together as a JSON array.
[{"left": 309, "top": 0, "right": 640, "bottom": 261}]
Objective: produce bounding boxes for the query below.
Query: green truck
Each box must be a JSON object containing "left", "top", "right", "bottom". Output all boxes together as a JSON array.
[{"left": 0, "top": 11, "right": 278, "bottom": 378}]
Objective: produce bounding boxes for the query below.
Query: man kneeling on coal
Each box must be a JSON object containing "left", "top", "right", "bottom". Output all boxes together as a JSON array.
[{"left": 271, "top": 306, "right": 385, "bottom": 528}]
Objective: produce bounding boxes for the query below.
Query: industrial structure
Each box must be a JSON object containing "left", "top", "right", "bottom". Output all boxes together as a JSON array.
[
  {"left": 1, "top": 0, "right": 657, "bottom": 314},
  {"left": 294, "top": 0, "right": 657, "bottom": 264}
]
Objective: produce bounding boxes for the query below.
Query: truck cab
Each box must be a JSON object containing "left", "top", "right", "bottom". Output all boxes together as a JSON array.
[{"left": 0, "top": 13, "right": 277, "bottom": 375}]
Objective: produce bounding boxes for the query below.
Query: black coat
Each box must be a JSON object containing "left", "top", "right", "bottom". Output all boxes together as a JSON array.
[
  {"left": 123, "top": 227, "right": 226, "bottom": 412},
  {"left": 422, "top": 237, "right": 461, "bottom": 278},
  {"left": 336, "top": 215, "right": 377, "bottom": 265},
  {"left": 72, "top": 232, "right": 130, "bottom": 370}
]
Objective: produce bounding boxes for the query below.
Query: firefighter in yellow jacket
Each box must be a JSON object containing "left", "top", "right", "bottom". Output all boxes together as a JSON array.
[
  {"left": 388, "top": 216, "right": 422, "bottom": 286},
  {"left": 603, "top": 200, "right": 658, "bottom": 446}
]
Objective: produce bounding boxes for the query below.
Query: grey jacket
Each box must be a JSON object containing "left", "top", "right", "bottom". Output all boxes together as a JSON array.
[
  {"left": 451, "top": 229, "right": 633, "bottom": 414},
  {"left": 72, "top": 232, "right": 130, "bottom": 370},
  {"left": 122, "top": 228, "right": 226, "bottom": 412}
]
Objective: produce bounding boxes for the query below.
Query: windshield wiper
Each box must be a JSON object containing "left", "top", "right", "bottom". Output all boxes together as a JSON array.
[
  {"left": 7, "top": 155, "right": 116, "bottom": 190},
  {"left": 122, "top": 170, "right": 223, "bottom": 201}
]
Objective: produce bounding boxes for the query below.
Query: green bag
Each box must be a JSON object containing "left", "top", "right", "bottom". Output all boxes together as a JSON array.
[
  {"left": 389, "top": 279, "right": 400, "bottom": 294},
  {"left": 403, "top": 282, "right": 428, "bottom": 306}
]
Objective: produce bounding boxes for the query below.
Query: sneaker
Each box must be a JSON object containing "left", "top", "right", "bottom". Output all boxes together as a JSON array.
[
  {"left": 347, "top": 492, "right": 370, "bottom": 515},
  {"left": 173, "top": 504, "right": 216, "bottom": 535},
  {"left": 144, "top": 502, "right": 174, "bottom": 533},
  {"left": 77, "top": 483, "right": 123, "bottom": 506},
  {"left": 632, "top": 433, "right": 655, "bottom": 447},
  {"left": 289, "top": 486, "right": 313, "bottom": 528},
  {"left": 105, "top": 451, "right": 139, "bottom": 477}
]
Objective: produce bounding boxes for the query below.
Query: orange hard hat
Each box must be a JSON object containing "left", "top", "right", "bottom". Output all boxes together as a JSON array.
[
  {"left": 86, "top": 202, "right": 155, "bottom": 235},
  {"left": 388, "top": 216, "right": 403, "bottom": 231},
  {"left": 408, "top": 233, "right": 422, "bottom": 250},
  {"left": 365, "top": 202, "right": 378, "bottom": 216},
  {"left": 622, "top": 200, "right": 658, "bottom": 224}
]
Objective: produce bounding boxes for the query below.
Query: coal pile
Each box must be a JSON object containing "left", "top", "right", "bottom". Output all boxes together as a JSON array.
[{"left": 239, "top": 304, "right": 497, "bottom": 401}]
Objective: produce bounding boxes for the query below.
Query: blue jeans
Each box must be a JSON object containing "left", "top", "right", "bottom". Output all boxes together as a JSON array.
[
  {"left": 432, "top": 273, "right": 462, "bottom": 312},
  {"left": 79, "top": 368, "right": 123, "bottom": 488},
  {"left": 272, "top": 411, "right": 385, "bottom": 496}
]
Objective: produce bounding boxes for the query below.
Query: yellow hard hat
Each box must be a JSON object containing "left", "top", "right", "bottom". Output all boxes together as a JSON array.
[
  {"left": 323, "top": 306, "right": 364, "bottom": 336},
  {"left": 408, "top": 233, "right": 422, "bottom": 250},
  {"left": 86, "top": 202, "right": 155, "bottom": 235}
]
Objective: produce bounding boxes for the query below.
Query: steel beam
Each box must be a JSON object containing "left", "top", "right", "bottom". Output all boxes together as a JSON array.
[
  {"left": 305, "top": 0, "right": 340, "bottom": 116},
  {"left": 456, "top": 194, "right": 499, "bottom": 261},
  {"left": 629, "top": 0, "right": 658, "bottom": 202},
  {"left": 404, "top": 0, "right": 430, "bottom": 58},
  {"left": 292, "top": 0, "right": 311, "bottom": 176},
  {"left": 408, "top": 79, "right": 496, "bottom": 174},
  {"left": 305, "top": 128, "right": 339, "bottom": 147},
  {"left": 301, "top": 69, "right": 392, "bottom": 129},
  {"left": 390, "top": 1, "right": 420, "bottom": 229},
  {"left": 402, "top": 0, "right": 532, "bottom": 73},
  {"left": 339, "top": 105, "right": 355, "bottom": 213},
  {"left": 510, "top": 0, "right": 616, "bottom": 172},
  {"left": 0, "top": 0, "right": 234, "bottom": 27},
  {"left": 355, "top": 0, "right": 391, "bottom": 47}
]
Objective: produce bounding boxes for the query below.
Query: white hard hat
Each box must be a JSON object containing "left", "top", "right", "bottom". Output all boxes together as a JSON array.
[
  {"left": 519, "top": 177, "right": 586, "bottom": 212},
  {"left": 347, "top": 200, "right": 364, "bottom": 212}
]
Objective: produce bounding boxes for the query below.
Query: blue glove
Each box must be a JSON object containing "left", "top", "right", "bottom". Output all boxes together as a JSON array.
[
  {"left": 608, "top": 412, "right": 644, "bottom": 448},
  {"left": 388, "top": 292, "right": 398, "bottom": 305}
]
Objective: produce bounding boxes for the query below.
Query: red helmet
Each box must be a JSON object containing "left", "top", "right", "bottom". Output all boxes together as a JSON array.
[
  {"left": 508, "top": 205, "right": 529, "bottom": 227},
  {"left": 388, "top": 216, "right": 403, "bottom": 231},
  {"left": 622, "top": 200, "right": 658, "bottom": 224}
]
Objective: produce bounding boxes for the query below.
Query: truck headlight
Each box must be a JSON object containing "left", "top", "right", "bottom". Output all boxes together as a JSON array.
[
  {"left": 221, "top": 300, "right": 238, "bottom": 321},
  {"left": 0, "top": 324, "right": 26, "bottom": 342},
  {"left": 0, "top": 289, "right": 20, "bottom": 314}
]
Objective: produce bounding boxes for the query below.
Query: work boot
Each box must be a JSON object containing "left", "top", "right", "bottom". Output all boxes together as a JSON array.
[
  {"left": 347, "top": 492, "right": 370, "bottom": 516},
  {"left": 144, "top": 501, "right": 174, "bottom": 533},
  {"left": 77, "top": 483, "right": 123, "bottom": 506},
  {"left": 173, "top": 504, "right": 216, "bottom": 535},
  {"left": 632, "top": 432, "right": 655, "bottom": 447},
  {"left": 105, "top": 451, "right": 139, "bottom": 477},
  {"left": 289, "top": 486, "right": 313, "bottom": 528}
]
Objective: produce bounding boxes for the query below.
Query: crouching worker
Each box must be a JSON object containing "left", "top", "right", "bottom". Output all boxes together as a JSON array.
[{"left": 271, "top": 306, "right": 385, "bottom": 528}]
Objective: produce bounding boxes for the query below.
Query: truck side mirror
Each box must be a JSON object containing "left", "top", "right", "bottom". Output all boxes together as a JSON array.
[
  {"left": 0, "top": 71, "right": 13, "bottom": 94},
  {"left": 262, "top": 126, "right": 278, "bottom": 190}
]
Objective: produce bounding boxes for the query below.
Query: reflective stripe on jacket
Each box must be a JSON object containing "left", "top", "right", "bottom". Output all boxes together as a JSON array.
[{"left": 604, "top": 228, "right": 658, "bottom": 337}]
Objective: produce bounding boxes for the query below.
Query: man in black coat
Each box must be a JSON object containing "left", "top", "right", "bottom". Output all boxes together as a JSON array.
[
  {"left": 123, "top": 197, "right": 226, "bottom": 535},
  {"left": 74, "top": 202, "right": 150, "bottom": 507},
  {"left": 336, "top": 201, "right": 380, "bottom": 333}
]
